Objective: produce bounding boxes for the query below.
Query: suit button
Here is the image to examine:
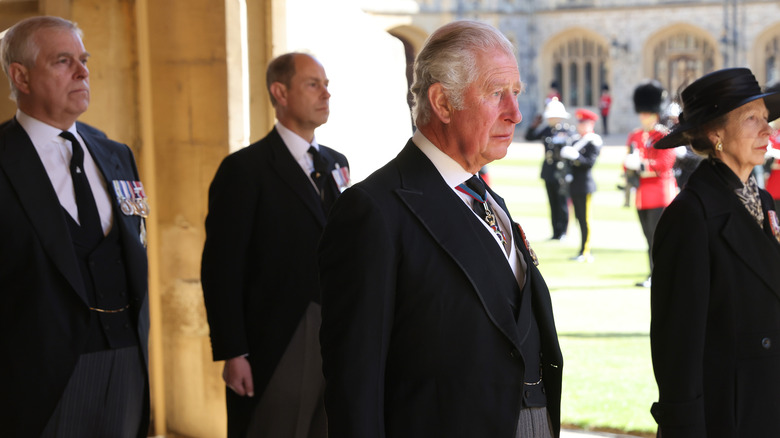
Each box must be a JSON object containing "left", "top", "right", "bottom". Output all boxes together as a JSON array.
[
  {"left": 524, "top": 391, "right": 531, "bottom": 398},
  {"left": 509, "top": 349, "right": 520, "bottom": 358},
  {"left": 762, "top": 337, "right": 772, "bottom": 349}
]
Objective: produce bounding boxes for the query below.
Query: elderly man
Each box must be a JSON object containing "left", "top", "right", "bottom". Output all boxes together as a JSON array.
[
  {"left": 318, "top": 20, "right": 563, "bottom": 438},
  {"left": 202, "top": 52, "right": 348, "bottom": 438},
  {"left": 0, "top": 16, "right": 149, "bottom": 437}
]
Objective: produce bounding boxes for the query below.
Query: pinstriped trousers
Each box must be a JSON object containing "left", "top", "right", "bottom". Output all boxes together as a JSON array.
[
  {"left": 40, "top": 346, "right": 145, "bottom": 438},
  {"left": 245, "top": 302, "right": 326, "bottom": 438},
  {"left": 516, "top": 407, "right": 553, "bottom": 438}
]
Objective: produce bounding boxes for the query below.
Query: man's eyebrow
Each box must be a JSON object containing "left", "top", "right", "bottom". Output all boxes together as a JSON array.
[{"left": 54, "top": 51, "right": 91, "bottom": 58}]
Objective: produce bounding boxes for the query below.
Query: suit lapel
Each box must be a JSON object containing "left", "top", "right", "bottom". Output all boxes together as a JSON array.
[
  {"left": 267, "top": 129, "right": 327, "bottom": 226},
  {"left": 0, "top": 119, "right": 88, "bottom": 304},
  {"left": 394, "top": 142, "right": 523, "bottom": 350},
  {"left": 317, "top": 146, "right": 343, "bottom": 204},
  {"left": 722, "top": 210, "right": 780, "bottom": 300},
  {"left": 78, "top": 124, "right": 123, "bottom": 184},
  {"left": 694, "top": 162, "right": 780, "bottom": 301}
]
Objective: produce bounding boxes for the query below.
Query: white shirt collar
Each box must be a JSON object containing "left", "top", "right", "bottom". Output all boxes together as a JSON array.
[
  {"left": 16, "top": 109, "right": 77, "bottom": 145},
  {"left": 412, "top": 129, "right": 473, "bottom": 188},
  {"left": 276, "top": 121, "right": 319, "bottom": 160}
]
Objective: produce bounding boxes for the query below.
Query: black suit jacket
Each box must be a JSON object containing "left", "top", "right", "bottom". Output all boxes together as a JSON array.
[
  {"left": 318, "top": 140, "right": 563, "bottom": 438},
  {"left": 566, "top": 133, "right": 601, "bottom": 195},
  {"left": 201, "top": 127, "right": 348, "bottom": 434},
  {"left": 651, "top": 159, "right": 780, "bottom": 437},
  {"left": 0, "top": 118, "right": 150, "bottom": 437}
]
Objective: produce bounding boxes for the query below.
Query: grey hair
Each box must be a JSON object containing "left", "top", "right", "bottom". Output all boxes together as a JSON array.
[
  {"left": 0, "top": 16, "right": 82, "bottom": 101},
  {"left": 410, "top": 20, "right": 516, "bottom": 126}
]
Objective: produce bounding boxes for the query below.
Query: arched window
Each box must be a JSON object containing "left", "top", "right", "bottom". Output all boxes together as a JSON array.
[
  {"left": 551, "top": 36, "right": 608, "bottom": 107},
  {"left": 763, "top": 35, "right": 780, "bottom": 85},
  {"left": 652, "top": 33, "right": 715, "bottom": 98}
]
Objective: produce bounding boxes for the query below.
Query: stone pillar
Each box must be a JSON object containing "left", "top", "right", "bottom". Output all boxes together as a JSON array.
[{"left": 142, "top": 1, "right": 231, "bottom": 436}]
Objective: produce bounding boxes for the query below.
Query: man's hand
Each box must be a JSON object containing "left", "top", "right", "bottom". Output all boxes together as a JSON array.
[{"left": 223, "top": 356, "right": 254, "bottom": 397}]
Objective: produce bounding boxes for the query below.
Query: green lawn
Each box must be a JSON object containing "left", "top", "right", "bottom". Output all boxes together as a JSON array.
[{"left": 488, "top": 141, "right": 658, "bottom": 437}]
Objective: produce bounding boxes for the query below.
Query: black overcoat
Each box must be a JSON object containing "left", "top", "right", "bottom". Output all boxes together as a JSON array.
[{"left": 651, "top": 159, "right": 780, "bottom": 437}]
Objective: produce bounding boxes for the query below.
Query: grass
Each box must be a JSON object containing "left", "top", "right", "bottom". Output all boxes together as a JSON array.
[{"left": 487, "top": 139, "right": 658, "bottom": 437}]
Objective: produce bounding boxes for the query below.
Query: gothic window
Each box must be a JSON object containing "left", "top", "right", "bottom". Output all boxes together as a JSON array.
[
  {"left": 652, "top": 33, "right": 715, "bottom": 98},
  {"left": 764, "top": 35, "right": 780, "bottom": 85},
  {"left": 551, "top": 36, "right": 608, "bottom": 107}
]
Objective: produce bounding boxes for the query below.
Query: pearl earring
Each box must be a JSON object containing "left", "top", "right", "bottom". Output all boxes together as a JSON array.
[{"left": 716, "top": 141, "right": 723, "bottom": 152}]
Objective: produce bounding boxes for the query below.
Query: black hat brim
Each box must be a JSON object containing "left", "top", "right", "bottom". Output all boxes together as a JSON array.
[{"left": 655, "top": 91, "right": 780, "bottom": 149}]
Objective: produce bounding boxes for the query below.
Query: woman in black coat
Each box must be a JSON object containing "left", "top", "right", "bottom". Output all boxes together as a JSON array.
[{"left": 650, "top": 68, "right": 780, "bottom": 438}]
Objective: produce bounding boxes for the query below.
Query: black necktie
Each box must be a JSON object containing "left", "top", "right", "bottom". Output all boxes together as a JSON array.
[
  {"left": 60, "top": 131, "right": 103, "bottom": 239},
  {"left": 308, "top": 146, "right": 335, "bottom": 212},
  {"left": 458, "top": 175, "right": 507, "bottom": 247}
]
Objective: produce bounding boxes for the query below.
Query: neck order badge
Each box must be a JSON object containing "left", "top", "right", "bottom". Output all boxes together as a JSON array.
[{"left": 456, "top": 176, "right": 507, "bottom": 246}]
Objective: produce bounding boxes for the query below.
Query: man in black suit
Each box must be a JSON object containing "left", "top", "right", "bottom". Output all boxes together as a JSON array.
[
  {"left": 318, "top": 20, "right": 563, "bottom": 438},
  {"left": 201, "top": 52, "right": 348, "bottom": 438},
  {"left": 0, "top": 16, "right": 150, "bottom": 437}
]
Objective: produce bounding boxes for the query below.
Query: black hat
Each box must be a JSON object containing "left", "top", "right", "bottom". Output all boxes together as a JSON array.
[
  {"left": 633, "top": 80, "right": 666, "bottom": 114},
  {"left": 655, "top": 68, "right": 780, "bottom": 149}
]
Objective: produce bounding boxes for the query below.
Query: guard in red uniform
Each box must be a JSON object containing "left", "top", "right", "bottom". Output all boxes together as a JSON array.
[
  {"left": 624, "top": 81, "right": 677, "bottom": 287},
  {"left": 598, "top": 84, "right": 611, "bottom": 135}
]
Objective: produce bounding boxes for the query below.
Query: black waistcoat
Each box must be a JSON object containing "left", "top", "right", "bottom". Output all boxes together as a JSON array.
[
  {"left": 516, "top": 269, "right": 546, "bottom": 408},
  {"left": 65, "top": 211, "right": 138, "bottom": 353}
]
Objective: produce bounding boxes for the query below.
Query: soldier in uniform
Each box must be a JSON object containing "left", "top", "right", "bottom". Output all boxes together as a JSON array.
[
  {"left": 525, "top": 98, "right": 576, "bottom": 240},
  {"left": 624, "top": 80, "right": 678, "bottom": 288}
]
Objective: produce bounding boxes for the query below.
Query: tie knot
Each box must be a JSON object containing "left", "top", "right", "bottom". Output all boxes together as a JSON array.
[
  {"left": 59, "top": 130, "right": 79, "bottom": 144},
  {"left": 465, "top": 175, "right": 486, "bottom": 199},
  {"left": 308, "top": 145, "right": 328, "bottom": 182}
]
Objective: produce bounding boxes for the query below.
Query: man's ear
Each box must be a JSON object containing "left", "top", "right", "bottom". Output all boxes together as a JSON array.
[
  {"left": 8, "top": 63, "right": 30, "bottom": 95},
  {"left": 269, "top": 82, "right": 287, "bottom": 107},
  {"left": 428, "top": 83, "right": 453, "bottom": 124}
]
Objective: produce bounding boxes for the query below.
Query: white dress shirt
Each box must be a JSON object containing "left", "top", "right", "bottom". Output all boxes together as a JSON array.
[
  {"left": 412, "top": 130, "right": 527, "bottom": 287},
  {"left": 16, "top": 110, "right": 113, "bottom": 235},
  {"left": 276, "top": 121, "right": 322, "bottom": 192}
]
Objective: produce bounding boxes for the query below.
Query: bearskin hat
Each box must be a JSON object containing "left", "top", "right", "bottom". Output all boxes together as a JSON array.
[{"left": 633, "top": 80, "right": 666, "bottom": 114}]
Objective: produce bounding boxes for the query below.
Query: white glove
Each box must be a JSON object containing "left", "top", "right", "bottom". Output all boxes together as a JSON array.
[
  {"left": 560, "top": 145, "right": 579, "bottom": 160},
  {"left": 624, "top": 152, "right": 641, "bottom": 170},
  {"left": 766, "top": 145, "right": 780, "bottom": 159}
]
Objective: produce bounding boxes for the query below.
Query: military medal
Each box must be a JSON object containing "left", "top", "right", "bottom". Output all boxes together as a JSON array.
[
  {"left": 331, "top": 164, "right": 351, "bottom": 193},
  {"left": 113, "top": 180, "right": 136, "bottom": 215},
  {"left": 516, "top": 223, "right": 539, "bottom": 266},
  {"left": 768, "top": 210, "right": 780, "bottom": 244},
  {"left": 112, "top": 180, "right": 150, "bottom": 218},
  {"left": 131, "top": 181, "right": 149, "bottom": 218}
]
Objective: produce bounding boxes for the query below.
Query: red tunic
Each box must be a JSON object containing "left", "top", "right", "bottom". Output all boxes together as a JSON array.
[
  {"left": 626, "top": 127, "right": 678, "bottom": 210},
  {"left": 599, "top": 94, "right": 611, "bottom": 117},
  {"left": 765, "top": 134, "right": 780, "bottom": 200}
]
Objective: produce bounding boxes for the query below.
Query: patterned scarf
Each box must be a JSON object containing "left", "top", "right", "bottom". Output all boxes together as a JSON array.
[{"left": 734, "top": 175, "right": 764, "bottom": 227}]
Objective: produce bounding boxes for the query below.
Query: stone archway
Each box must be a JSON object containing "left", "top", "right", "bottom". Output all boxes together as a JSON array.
[
  {"left": 543, "top": 28, "right": 610, "bottom": 109},
  {"left": 644, "top": 25, "right": 719, "bottom": 100},
  {"left": 752, "top": 24, "right": 780, "bottom": 86}
]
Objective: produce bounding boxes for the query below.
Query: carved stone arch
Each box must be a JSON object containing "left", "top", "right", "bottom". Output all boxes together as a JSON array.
[
  {"left": 644, "top": 24, "right": 720, "bottom": 101},
  {"left": 751, "top": 23, "right": 780, "bottom": 86},
  {"left": 387, "top": 25, "right": 428, "bottom": 127},
  {"left": 388, "top": 24, "right": 428, "bottom": 55},
  {"left": 542, "top": 28, "right": 610, "bottom": 109}
]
